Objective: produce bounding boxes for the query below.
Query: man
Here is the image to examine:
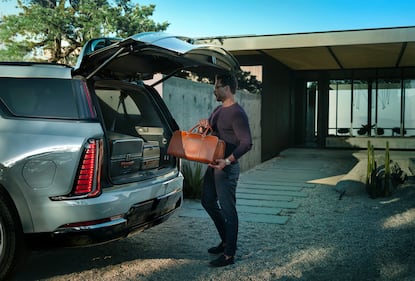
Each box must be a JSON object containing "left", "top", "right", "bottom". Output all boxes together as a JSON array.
[{"left": 199, "top": 73, "right": 252, "bottom": 267}]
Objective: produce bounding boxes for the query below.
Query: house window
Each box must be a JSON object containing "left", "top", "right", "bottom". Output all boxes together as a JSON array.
[
  {"left": 328, "top": 78, "right": 414, "bottom": 137},
  {"left": 375, "top": 79, "right": 401, "bottom": 136},
  {"left": 328, "top": 80, "right": 352, "bottom": 136}
]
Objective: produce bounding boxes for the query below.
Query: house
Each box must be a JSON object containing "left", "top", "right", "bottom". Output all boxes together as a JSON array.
[{"left": 196, "top": 26, "right": 415, "bottom": 162}]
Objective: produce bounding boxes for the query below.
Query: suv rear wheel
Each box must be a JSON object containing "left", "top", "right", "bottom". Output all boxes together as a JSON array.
[{"left": 0, "top": 190, "right": 26, "bottom": 280}]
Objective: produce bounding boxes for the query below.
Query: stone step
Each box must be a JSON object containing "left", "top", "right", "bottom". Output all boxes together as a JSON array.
[
  {"left": 238, "top": 182, "right": 306, "bottom": 191},
  {"left": 237, "top": 198, "right": 300, "bottom": 209},
  {"left": 237, "top": 187, "right": 308, "bottom": 198},
  {"left": 239, "top": 179, "right": 313, "bottom": 188},
  {"left": 237, "top": 193, "right": 293, "bottom": 202},
  {"left": 236, "top": 205, "right": 282, "bottom": 215}
]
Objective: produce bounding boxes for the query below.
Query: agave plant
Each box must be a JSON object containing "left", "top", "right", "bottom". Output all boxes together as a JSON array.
[{"left": 181, "top": 161, "right": 205, "bottom": 199}]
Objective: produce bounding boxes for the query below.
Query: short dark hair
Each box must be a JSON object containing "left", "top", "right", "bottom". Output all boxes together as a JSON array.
[{"left": 216, "top": 73, "right": 237, "bottom": 94}]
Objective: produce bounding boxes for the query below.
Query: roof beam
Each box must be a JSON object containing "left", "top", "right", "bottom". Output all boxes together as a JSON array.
[
  {"left": 327, "top": 46, "right": 343, "bottom": 69},
  {"left": 395, "top": 42, "right": 407, "bottom": 67}
]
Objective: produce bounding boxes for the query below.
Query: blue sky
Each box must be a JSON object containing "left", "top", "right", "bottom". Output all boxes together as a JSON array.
[{"left": 2, "top": 0, "right": 415, "bottom": 37}]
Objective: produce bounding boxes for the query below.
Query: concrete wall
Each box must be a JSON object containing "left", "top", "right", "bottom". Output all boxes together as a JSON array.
[
  {"left": 263, "top": 61, "right": 293, "bottom": 160},
  {"left": 236, "top": 55, "right": 294, "bottom": 162},
  {"left": 162, "top": 76, "right": 262, "bottom": 171}
]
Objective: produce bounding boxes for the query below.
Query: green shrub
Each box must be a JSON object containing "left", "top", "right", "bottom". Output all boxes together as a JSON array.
[{"left": 181, "top": 161, "right": 204, "bottom": 199}]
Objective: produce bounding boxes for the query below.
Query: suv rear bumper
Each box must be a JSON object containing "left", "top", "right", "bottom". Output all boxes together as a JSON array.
[{"left": 26, "top": 188, "right": 182, "bottom": 248}]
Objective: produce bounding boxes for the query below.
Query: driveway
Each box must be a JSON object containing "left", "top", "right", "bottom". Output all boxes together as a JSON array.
[{"left": 13, "top": 148, "right": 415, "bottom": 281}]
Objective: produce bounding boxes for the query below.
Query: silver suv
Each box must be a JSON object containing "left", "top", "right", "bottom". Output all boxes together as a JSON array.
[{"left": 0, "top": 32, "right": 239, "bottom": 279}]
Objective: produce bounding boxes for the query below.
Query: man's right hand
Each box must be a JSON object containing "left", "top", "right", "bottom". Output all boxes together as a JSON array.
[{"left": 198, "top": 119, "right": 209, "bottom": 128}]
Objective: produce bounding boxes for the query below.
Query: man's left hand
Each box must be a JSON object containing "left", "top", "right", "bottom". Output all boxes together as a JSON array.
[{"left": 208, "top": 159, "right": 227, "bottom": 170}]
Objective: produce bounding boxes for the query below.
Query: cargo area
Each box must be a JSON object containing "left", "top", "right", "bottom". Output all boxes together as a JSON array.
[{"left": 94, "top": 83, "right": 176, "bottom": 182}]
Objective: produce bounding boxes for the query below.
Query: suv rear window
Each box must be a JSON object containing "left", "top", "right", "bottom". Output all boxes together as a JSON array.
[
  {"left": 0, "top": 77, "right": 96, "bottom": 119},
  {"left": 96, "top": 87, "right": 165, "bottom": 137}
]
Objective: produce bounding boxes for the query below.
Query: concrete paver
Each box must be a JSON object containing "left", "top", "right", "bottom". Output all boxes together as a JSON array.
[{"left": 179, "top": 148, "right": 360, "bottom": 224}]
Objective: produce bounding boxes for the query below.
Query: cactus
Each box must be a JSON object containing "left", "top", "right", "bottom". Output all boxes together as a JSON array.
[
  {"left": 366, "top": 140, "right": 372, "bottom": 186},
  {"left": 366, "top": 141, "right": 377, "bottom": 196},
  {"left": 384, "top": 141, "right": 391, "bottom": 196}
]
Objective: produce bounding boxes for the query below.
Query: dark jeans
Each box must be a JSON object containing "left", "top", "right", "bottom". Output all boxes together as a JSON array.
[{"left": 201, "top": 163, "right": 240, "bottom": 256}]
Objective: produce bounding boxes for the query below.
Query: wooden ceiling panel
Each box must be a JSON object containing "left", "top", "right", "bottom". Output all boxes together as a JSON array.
[
  {"left": 263, "top": 47, "right": 340, "bottom": 70},
  {"left": 331, "top": 43, "right": 403, "bottom": 69}
]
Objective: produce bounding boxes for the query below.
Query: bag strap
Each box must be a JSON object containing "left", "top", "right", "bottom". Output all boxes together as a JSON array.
[{"left": 188, "top": 124, "right": 213, "bottom": 137}]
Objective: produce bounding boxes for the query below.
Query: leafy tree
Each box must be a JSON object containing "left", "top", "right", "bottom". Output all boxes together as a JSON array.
[
  {"left": 236, "top": 70, "right": 262, "bottom": 95},
  {"left": 0, "top": 0, "right": 169, "bottom": 64},
  {"left": 178, "top": 70, "right": 262, "bottom": 95}
]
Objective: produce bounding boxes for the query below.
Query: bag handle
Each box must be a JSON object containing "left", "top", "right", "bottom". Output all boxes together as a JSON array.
[{"left": 188, "top": 124, "right": 213, "bottom": 137}]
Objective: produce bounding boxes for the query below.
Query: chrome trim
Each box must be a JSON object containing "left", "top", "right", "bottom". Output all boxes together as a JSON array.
[
  {"left": 158, "top": 186, "right": 182, "bottom": 200},
  {"left": 53, "top": 217, "right": 127, "bottom": 234}
]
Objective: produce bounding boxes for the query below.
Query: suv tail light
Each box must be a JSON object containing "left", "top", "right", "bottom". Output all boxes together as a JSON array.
[
  {"left": 73, "top": 139, "right": 102, "bottom": 197},
  {"left": 50, "top": 139, "right": 103, "bottom": 200}
]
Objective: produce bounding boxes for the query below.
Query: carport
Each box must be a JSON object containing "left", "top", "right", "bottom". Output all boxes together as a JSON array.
[{"left": 196, "top": 26, "right": 415, "bottom": 161}]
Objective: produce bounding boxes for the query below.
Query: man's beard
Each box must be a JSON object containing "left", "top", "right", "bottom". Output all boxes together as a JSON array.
[{"left": 215, "top": 92, "right": 224, "bottom": 102}]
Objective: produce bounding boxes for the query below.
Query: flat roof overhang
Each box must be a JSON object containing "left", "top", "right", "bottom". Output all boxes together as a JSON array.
[{"left": 195, "top": 26, "right": 415, "bottom": 71}]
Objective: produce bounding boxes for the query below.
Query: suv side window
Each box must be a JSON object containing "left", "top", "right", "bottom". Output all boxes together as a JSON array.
[{"left": 0, "top": 77, "right": 95, "bottom": 119}]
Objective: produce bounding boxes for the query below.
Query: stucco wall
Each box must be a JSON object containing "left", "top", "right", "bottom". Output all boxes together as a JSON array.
[{"left": 162, "top": 76, "right": 262, "bottom": 172}]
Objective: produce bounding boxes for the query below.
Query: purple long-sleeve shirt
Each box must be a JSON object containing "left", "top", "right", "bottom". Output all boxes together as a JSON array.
[{"left": 208, "top": 103, "right": 253, "bottom": 161}]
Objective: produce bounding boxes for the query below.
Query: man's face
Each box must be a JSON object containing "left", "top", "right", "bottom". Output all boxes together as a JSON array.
[{"left": 214, "top": 80, "right": 226, "bottom": 102}]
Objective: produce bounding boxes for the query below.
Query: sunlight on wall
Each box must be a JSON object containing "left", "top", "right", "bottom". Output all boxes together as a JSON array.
[{"left": 241, "top": 65, "right": 263, "bottom": 82}]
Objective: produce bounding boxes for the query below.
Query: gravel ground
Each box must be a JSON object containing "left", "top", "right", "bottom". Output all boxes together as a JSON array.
[{"left": 13, "top": 150, "right": 415, "bottom": 281}]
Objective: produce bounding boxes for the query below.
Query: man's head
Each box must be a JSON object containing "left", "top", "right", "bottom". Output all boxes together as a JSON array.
[
  {"left": 214, "top": 74, "right": 238, "bottom": 102},
  {"left": 215, "top": 74, "right": 237, "bottom": 94}
]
